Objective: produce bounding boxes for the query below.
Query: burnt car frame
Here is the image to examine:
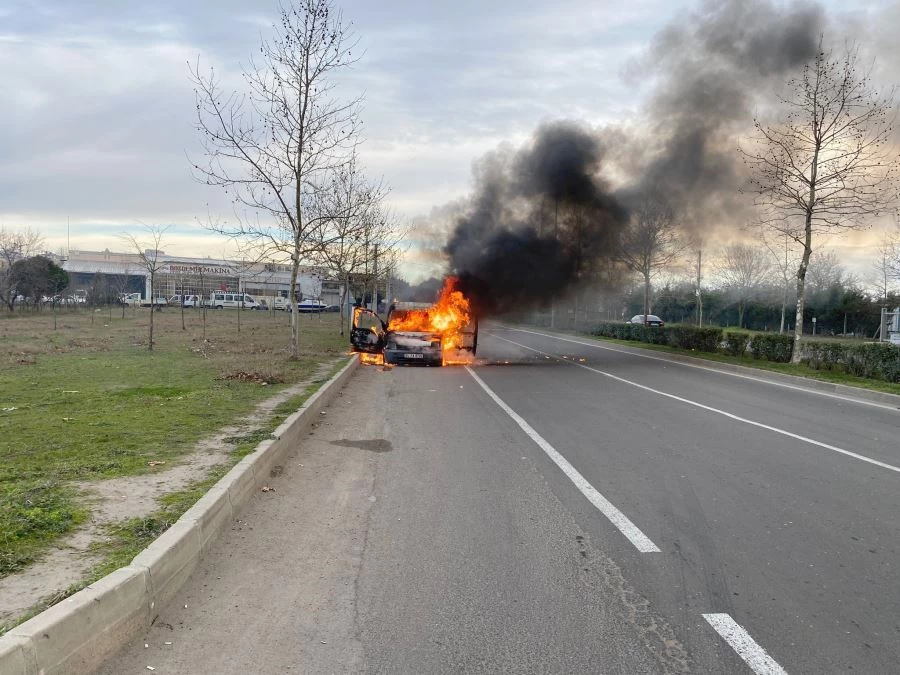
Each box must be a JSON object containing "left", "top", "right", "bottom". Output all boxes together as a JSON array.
[{"left": 350, "top": 306, "right": 478, "bottom": 366}]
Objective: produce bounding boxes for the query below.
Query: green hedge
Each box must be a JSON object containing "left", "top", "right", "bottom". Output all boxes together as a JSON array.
[
  {"left": 667, "top": 326, "right": 723, "bottom": 352},
  {"left": 748, "top": 333, "right": 794, "bottom": 363},
  {"left": 592, "top": 322, "right": 792, "bottom": 362},
  {"left": 721, "top": 331, "right": 751, "bottom": 357},
  {"left": 591, "top": 322, "right": 722, "bottom": 353},
  {"left": 802, "top": 341, "right": 900, "bottom": 383},
  {"left": 590, "top": 322, "right": 900, "bottom": 383}
]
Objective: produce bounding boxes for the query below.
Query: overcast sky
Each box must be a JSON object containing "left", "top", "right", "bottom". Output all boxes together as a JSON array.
[{"left": 1, "top": 0, "right": 898, "bottom": 281}]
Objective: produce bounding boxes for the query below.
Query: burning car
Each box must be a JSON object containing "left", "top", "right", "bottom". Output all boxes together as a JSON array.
[{"left": 350, "top": 277, "right": 478, "bottom": 366}]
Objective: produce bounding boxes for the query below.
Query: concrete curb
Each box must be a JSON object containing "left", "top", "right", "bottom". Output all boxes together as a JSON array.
[
  {"left": 0, "top": 355, "right": 360, "bottom": 675},
  {"left": 507, "top": 325, "right": 900, "bottom": 408}
]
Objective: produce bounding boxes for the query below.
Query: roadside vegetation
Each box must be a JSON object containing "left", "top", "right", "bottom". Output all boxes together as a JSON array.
[
  {"left": 579, "top": 322, "right": 900, "bottom": 395},
  {"left": 0, "top": 307, "right": 347, "bottom": 583}
]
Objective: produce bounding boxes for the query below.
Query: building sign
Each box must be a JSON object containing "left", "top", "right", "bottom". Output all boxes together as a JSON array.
[{"left": 162, "top": 263, "right": 235, "bottom": 275}]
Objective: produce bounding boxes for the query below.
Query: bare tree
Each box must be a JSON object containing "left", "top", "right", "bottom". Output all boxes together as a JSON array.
[
  {"left": 0, "top": 227, "right": 44, "bottom": 311},
  {"left": 313, "top": 159, "right": 395, "bottom": 334},
  {"left": 741, "top": 44, "right": 900, "bottom": 362},
  {"left": 109, "top": 265, "right": 135, "bottom": 320},
  {"left": 190, "top": 0, "right": 362, "bottom": 359},
  {"left": 122, "top": 225, "right": 168, "bottom": 351},
  {"left": 806, "top": 248, "right": 850, "bottom": 295},
  {"left": 714, "top": 243, "right": 772, "bottom": 328},
  {"left": 617, "top": 196, "right": 683, "bottom": 323}
]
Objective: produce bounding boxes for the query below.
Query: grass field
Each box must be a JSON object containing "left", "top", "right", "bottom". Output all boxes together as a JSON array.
[{"left": 0, "top": 306, "right": 349, "bottom": 579}]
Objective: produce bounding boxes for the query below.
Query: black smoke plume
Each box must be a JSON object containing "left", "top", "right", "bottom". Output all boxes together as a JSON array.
[{"left": 442, "top": 0, "right": 825, "bottom": 317}]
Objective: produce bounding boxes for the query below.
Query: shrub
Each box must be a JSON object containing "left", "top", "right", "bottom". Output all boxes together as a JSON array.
[
  {"left": 842, "top": 343, "right": 900, "bottom": 383},
  {"left": 801, "top": 341, "right": 846, "bottom": 371},
  {"left": 591, "top": 322, "right": 721, "bottom": 352},
  {"left": 721, "top": 331, "right": 751, "bottom": 357},
  {"left": 800, "top": 340, "right": 900, "bottom": 383},
  {"left": 667, "top": 326, "right": 723, "bottom": 352},
  {"left": 749, "top": 333, "right": 794, "bottom": 362}
]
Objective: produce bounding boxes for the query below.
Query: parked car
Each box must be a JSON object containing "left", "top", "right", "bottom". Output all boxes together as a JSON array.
[
  {"left": 294, "top": 299, "right": 329, "bottom": 313},
  {"left": 120, "top": 293, "right": 167, "bottom": 307},
  {"left": 629, "top": 314, "right": 665, "bottom": 326},
  {"left": 169, "top": 294, "right": 201, "bottom": 308}
]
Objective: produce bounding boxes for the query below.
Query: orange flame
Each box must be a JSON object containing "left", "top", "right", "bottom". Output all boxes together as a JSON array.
[
  {"left": 388, "top": 277, "right": 475, "bottom": 363},
  {"left": 359, "top": 352, "right": 384, "bottom": 366}
]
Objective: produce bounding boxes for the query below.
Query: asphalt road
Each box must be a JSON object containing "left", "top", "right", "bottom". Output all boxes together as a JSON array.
[{"left": 99, "top": 325, "right": 899, "bottom": 674}]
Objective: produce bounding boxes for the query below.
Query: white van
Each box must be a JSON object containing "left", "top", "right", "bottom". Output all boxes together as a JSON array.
[
  {"left": 206, "top": 292, "right": 260, "bottom": 310},
  {"left": 169, "top": 294, "right": 201, "bottom": 308}
]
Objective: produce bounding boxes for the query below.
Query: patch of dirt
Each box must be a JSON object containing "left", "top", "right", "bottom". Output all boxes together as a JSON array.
[
  {"left": 216, "top": 370, "right": 285, "bottom": 384},
  {"left": 0, "top": 359, "right": 341, "bottom": 630}
]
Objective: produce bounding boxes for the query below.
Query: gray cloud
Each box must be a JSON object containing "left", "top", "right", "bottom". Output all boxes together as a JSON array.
[{"left": 0, "top": 0, "right": 894, "bottom": 275}]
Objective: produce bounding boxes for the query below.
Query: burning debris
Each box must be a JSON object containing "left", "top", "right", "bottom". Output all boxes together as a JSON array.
[{"left": 359, "top": 353, "right": 385, "bottom": 366}]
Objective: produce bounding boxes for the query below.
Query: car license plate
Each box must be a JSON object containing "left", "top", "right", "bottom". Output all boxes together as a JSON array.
[{"left": 403, "top": 353, "right": 424, "bottom": 359}]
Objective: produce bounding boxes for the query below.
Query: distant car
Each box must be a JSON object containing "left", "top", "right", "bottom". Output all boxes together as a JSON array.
[
  {"left": 293, "top": 300, "right": 329, "bottom": 313},
  {"left": 629, "top": 314, "right": 665, "bottom": 326}
]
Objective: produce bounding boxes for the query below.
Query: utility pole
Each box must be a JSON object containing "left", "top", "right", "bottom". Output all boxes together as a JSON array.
[
  {"left": 780, "top": 232, "right": 789, "bottom": 334},
  {"left": 372, "top": 243, "right": 379, "bottom": 316},
  {"left": 385, "top": 259, "right": 392, "bottom": 313},
  {"left": 696, "top": 248, "right": 703, "bottom": 327},
  {"left": 550, "top": 200, "right": 559, "bottom": 329}
]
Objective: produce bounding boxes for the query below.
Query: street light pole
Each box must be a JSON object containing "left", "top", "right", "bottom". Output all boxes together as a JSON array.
[{"left": 696, "top": 248, "right": 703, "bottom": 327}]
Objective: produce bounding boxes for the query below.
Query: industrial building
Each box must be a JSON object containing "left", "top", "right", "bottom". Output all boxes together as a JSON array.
[{"left": 59, "top": 249, "right": 346, "bottom": 306}]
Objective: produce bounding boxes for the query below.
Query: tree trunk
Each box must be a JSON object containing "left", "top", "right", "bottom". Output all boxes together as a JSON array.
[
  {"left": 779, "top": 279, "right": 787, "bottom": 333},
  {"left": 573, "top": 292, "right": 578, "bottom": 333},
  {"left": 339, "top": 277, "right": 349, "bottom": 337},
  {"left": 148, "top": 273, "right": 155, "bottom": 351},
  {"left": 643, "top": 272, "right": 651, "bottom": 325},
  {"left": 792, "top": 232, "right": 813, "bottom": 364},
  {"left": 738, "top": 303, "right": 745, "bottom": 329},
  {"left": 792, "top": 133, "right": 819, "bottom": 363},
  {"left": 288, "top": 243, "right": 300, "bottom": 359}
]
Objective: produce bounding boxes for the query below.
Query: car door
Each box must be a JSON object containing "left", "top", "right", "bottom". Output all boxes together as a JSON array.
[{"left": 350, "top": 308, "right": 386, "bottom": 353}]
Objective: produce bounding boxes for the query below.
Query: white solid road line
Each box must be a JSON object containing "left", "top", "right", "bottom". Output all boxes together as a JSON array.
[
  {"left": 503, "top": 326, "right": 899, "bottom": 412},
  {"left": 488, "top": 332, "right": 900, "bottom": 475},
  {"left": 465, "top": 366, "right": 661, "bottom": 553},
  {"left": 703, "top": 613, "right": 789, "bottom": 675}
]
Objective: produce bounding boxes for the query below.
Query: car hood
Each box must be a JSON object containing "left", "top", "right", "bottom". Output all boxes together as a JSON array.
[{"left": 387, "top": 331, "right": 441, "bottom": 349}]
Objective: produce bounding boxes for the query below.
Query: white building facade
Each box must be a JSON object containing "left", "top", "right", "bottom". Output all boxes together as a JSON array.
[{"left": 60, "top": 249, "right": 346, "bottom": 306}]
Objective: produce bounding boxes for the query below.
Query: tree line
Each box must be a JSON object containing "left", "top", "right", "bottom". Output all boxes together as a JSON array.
[{"left": 530, "top": 41, "right": 899, "bottom": 363}]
